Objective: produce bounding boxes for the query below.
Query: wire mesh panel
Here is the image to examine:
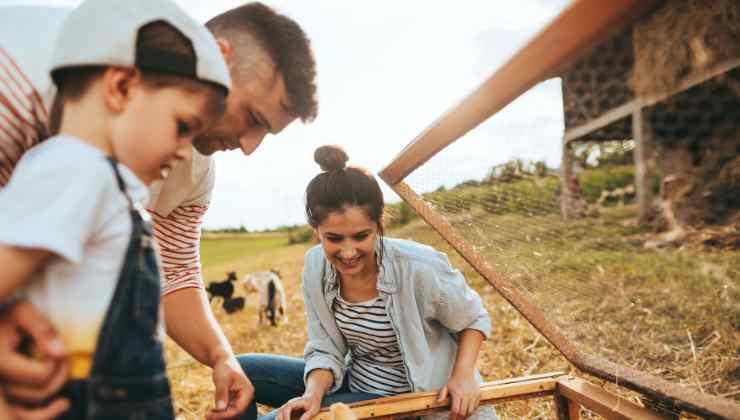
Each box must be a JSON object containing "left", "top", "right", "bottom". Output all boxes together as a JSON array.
[
  {"left": 391, "top": 114, "right": 737, "bottom": 405},
  {"left": 379, "top": 2, "right": 740, "bottom": 416},
  {"left": 562, "top": 27, "right": 635, "bottom": 140}
]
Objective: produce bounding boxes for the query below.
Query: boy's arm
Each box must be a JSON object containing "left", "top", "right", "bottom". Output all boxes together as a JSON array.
[
  {"left": 150, "top": 204, "right": 253, "bottom": 419},
  {"left": 0, "top": 245, "right": 52, "bottom": 300}
]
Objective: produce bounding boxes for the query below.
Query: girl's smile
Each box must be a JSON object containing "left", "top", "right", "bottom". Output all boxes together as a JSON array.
[{"left": 316, "top": 206, "right": 379, "bottom": 281}]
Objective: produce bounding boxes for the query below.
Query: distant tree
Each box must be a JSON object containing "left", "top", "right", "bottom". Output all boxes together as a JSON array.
[{"left": 532, "top": 160, "right": 548, "bottom": 178}]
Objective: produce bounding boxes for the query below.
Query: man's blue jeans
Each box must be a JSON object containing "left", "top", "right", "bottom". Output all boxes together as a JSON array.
[{"left": 237, "top": 353, "right": 383, "bottom": 420}]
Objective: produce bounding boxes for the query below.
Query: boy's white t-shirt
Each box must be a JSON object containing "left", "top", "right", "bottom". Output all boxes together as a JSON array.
[{"left": 0, "top": 135, "right": 150, "bottom": 376}]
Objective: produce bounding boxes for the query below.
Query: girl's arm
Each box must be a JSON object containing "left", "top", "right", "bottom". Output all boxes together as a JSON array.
[
  {"left": 451, "top": 328, "right": 485, "bottom": 380},
  {"left": 438, "top": 329, "right": 485, "bottom": 420},
  {"left": 304, "top": 368, "right": 334, "bottom": 402},
  {"left": 0, "top": 245, "right": 52, "bottom": 300}
]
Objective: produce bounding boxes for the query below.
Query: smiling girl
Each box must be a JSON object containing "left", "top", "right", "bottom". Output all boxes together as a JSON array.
[{"left": 237, "top": 145, "right": 496, "bottom": 420}]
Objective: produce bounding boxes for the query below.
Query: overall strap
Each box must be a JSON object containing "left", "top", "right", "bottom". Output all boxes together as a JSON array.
[{"left": 105, "top": 157, "right": 134, "bottom": 210}]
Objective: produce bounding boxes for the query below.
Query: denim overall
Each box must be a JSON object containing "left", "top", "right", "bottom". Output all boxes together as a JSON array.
[{"left": 60, "top": 158, "right": 174, "bottom": 419}]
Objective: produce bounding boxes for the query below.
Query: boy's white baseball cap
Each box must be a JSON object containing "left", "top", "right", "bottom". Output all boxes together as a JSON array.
[{"left": 50, "top": 0, "right": 230, "bottom": 92}]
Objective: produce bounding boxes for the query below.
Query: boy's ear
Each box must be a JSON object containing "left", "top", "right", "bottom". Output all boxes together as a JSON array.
[
  {"left": 102, "top": 67, "right": 141, "bottom": 113},
  {"left": 215, "top": 38, "right": 234, "bottom": 67}
]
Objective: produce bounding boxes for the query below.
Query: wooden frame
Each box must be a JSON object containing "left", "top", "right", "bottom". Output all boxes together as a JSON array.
[
  {"left": 376, "top": 0, "right": 740, "bottom": 418},
  {"left": 384, "top": 182, "right": 738, "bottom": 419},
  {"left": 314, "top": 373, "right": 668, "bottom": 420},
  {"left": 562, "top": 57, "right": 740, "bottom": 144}
]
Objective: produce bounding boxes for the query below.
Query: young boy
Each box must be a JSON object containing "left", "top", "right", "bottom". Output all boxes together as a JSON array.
[{"left": 0, "top": 0, "right": 230, "bottom": 418}]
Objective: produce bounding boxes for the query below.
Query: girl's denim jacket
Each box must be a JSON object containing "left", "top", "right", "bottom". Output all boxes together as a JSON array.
[{"left": 302, "top": 237, "right": 491, "bottom": 394}]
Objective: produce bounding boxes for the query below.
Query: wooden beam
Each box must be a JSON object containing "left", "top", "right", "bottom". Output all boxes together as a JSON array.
[
  {"left": 640, "top": 57, "right": 740, "bottom": 108},
  {"left": 563, "top": 58, "right": 740, "bottom": 143},
  {"left": 563, "top": 101, "right": 636, "bottom": 143},
  {"left": 556, "top": 376, "right": 669, "bottom": 420},
  {"left": 312, "top": 374, "right": 561, "bottom": 420},
  {"left": 379, "top": 0, "right": 657, "bottom": 186}
]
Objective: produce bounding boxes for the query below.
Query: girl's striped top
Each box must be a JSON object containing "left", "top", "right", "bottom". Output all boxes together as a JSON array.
[{"left": 333, "top": 293, "right": 411, "bottom": 396}]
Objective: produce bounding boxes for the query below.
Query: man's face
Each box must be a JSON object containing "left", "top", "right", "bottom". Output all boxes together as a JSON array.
[{"left": 193, "top": 66, "right": 296, "bottom": 156}]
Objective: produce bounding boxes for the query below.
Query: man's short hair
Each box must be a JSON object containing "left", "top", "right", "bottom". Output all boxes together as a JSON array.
[{"left": 206, "top": 2, "right": 318, "bottom": 122}]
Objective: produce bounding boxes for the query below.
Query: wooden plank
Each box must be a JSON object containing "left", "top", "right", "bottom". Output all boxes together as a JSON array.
[
  {"left": 312, "top": 376, "right": 558, "bottom": 420},
  {"left": 563, "top": 101, "right": 636, "bottom": 143},
  {"left": 640, "top": 57, "right": 740, "bottom": 108},
  {"left": 562, "top": 58, "right": 740, "bottom": 143},
  {"left": 379, "top": 0, "right": 657, "bottom": 186},
  {"left": 329, "top": 372, "right": 565, "bottom": 410},
  {"left": 557, "top": 376, "right": 668, "bottom": 420},
  {"left": 554, "top": 391, "right": 572, "bottom": 420},
  {"left": 569, "top": 401, "right": 582, "bottom": 420}
]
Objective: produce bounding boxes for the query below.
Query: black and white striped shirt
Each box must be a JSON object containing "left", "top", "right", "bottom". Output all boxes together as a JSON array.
[{"left": 333, "top": 293, "right": 411, "bottom": 396}]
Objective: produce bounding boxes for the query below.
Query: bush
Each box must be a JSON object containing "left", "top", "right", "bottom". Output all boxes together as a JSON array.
[
  {"left": 288, "top": 225, "right": 315, "bottom": 244},
  {"left": 386, "top": 202, "right": 418, "bottom": 228},
  {"left": 580, "top": 165, "right": 635, "bottom": 203}
]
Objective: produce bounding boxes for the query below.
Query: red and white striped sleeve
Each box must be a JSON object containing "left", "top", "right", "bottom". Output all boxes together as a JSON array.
[
  {"left": 150, "top": 203, "right": 208, "bottom": 296},
  {"left": 0, "top": 46, "right": 49, "bottom": 188}
]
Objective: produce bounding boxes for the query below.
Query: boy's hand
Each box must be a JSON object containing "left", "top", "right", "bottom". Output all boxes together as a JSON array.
[{"left": 205, "top": 355, "right": 254, "bottom": 419}]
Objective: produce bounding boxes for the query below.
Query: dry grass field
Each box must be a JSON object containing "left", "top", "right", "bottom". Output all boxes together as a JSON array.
[{"left": 166, "top": 208, "right": 738, "bottom": 419}]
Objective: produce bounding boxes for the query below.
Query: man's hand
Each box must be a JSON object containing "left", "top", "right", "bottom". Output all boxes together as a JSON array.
[
  {"left": 205, "top": 355, "right": 254, "bottom": 420},
  {"left": 1, "top": 395, "right": 70, "bottom": 420},
  {"left": 0, "top": 300, "right": 69, "bottom": 419}
]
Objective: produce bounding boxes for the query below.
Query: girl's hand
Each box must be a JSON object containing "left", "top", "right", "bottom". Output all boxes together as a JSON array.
[
  {"left": 276, "top": 393, "right": 322, "bottom": 420},
  {"left": 436, "top": 374, "right": 480, "bottom": 420}
]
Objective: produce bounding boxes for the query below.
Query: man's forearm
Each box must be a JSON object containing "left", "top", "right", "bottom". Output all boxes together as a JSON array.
[{"left": 163, "top": 287, "right": 234, "bottom": 367}]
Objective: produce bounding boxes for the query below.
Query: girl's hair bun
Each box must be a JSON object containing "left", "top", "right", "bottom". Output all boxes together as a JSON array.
[{"left": 314, "top": 145, "right": 348, "bottom": 172}]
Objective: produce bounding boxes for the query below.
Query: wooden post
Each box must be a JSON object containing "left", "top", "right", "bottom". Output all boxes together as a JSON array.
[
  {"left": 554, "top": 392, "right": 576, "bottom": 420},
  {"left": 556, "top": 376, "right": 668, "bottom": 420},
  {"left": 560, "top": 141, "right": 586, "bottom": 220},
  {"left": 632, "top": 106, "right": 655, "bottom": 224}
]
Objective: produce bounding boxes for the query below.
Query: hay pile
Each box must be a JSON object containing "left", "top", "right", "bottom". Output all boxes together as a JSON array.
[{"left": 630, "top": 0, "right": 740, "bottom": 97}]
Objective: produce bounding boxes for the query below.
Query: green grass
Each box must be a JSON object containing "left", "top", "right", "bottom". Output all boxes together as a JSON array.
[{"left": 199, "top": 232, "right": 290, "bottom": 267}]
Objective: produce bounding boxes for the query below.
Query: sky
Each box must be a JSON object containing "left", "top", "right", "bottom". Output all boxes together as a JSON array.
[{"left": 3, "top": 0, "right": 571, "bottom": 230}]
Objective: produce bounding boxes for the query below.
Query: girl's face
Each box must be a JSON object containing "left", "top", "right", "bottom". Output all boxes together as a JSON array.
[{"left": 316, "top": 206, "right": 379, "bottom": 280}]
